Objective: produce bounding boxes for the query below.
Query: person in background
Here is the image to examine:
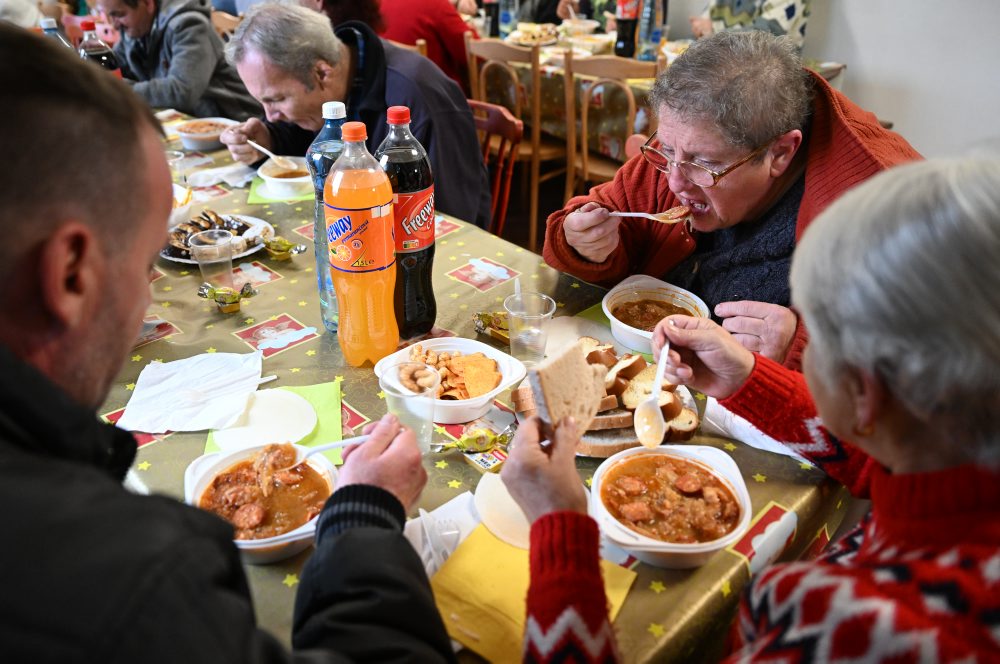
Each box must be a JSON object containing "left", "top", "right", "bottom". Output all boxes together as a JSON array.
[
  {"left": 504, "top": 157, "right": 1000, "bottom": 662},
  {"left": 556, "top": 0, "right": 614, "bottom": 31},
  {"left": 543, "top": 30, "right": 920, "bottom": 371},
  {"left": 95, "top": 0, "right": 260, "bottom": 119},
  {"left": 220, "top": 3, "right": 491, "bottom": 228},
  {"left": 691, "top": 0, "right": 810, "bottom": 51},
  {"left": 0, "top": 23, "right": 456, "bottom": 662}
]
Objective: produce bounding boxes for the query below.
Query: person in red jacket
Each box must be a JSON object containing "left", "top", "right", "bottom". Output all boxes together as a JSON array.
[
  {"left": 505, "top": 157, "right": 1000, "bottom": 662},
  {"left": 543, "top": 30, "right": 921, "bottom": 371}
]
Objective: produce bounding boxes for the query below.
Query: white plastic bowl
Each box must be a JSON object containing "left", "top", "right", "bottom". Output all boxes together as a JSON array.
[
  {"left": 591, "top": 445, "right": 751, "bottom": 569},
  {"left": 602, "top": 274, "right": 710, "bottom": 353},
  {"left": 373, "top": 337, "right": 526, "bottom": 424},
  {"left": 175, "top": 117, "right": 238, "bottom": 151},
  {"left": 169, "top": 183, "right": 192, "bottom": 229},
  {"left": 257, "top": 156, "right": 311, "bottom": 199},
  {"left": 184, "top": 444, "right": 338, "bottom": 565},
  {"left": 561, "top": 18, "right": 600, "bottom": 35}
]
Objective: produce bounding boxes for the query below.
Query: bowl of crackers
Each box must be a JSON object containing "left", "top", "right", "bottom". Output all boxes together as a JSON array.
[{"left": 373, "top": 338, "right": 526, "bottom": 424}]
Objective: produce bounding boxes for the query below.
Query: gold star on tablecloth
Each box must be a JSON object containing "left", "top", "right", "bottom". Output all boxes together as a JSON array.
[
  {"left": 306, "top": 350, "right": 316, "bottom": 356},
  {"left": 515, "top": 248, "right": 523, "bottom": 253},
  {"left": 206, "top": 347, "right": 217, "bottom": 353},
  {"left": 298, "top": 301, "right": 307, "bottom": 306},
  {"left": 556, "top": 302, "right": 565, "bottom": 308},
  {"left": 244, "top": 318, "right": 255, "bottom": 325},
  {"left": 694, "top": 392, "right": 707, "bottom": 401},
  {"left": 202, "top": 307, "right": 211, "bottom": 313},
  {"left": 723, "top": 442, "right": 737, "bottom": 451},
  {"left": 449, "top": 256, "right": 456, "bottom": 261},
  {"left": 752, "top": 473, "right": 767, "bottom": 483},
  {"left": 162, "top": 301, "right": 172, "bottom": 308},
  {"left": 440, "top": 240, "right": 448, "bottom": 245},
  {"left": 270, "top": 315, "right": 279, "bottom": 320},
  {"left": 131, "top": 354, "right": 142, "bottom": 362},
  {"left": 649, "top": 581, "right": 666, "bottom": 594},
  {"left": 290, "top": 279, "right": 298, "bottom": 284},
  {"left": 837, "top": 499, "right": 843, "bottom": 510},
  {"left": 530, "top": 273, "right": 539, "bottom": 279},
  {"left": 571, "top": 282, "right": 580, "bottom": 288},
  {"left": 459, "top": 304, "right": 468, "bottom": 310},
  {"left": 294, "top": 207, "right": 302, "bottom": 212},
  {"left": 377, "top": 391, "right": 385, "bottom": 399},
  {"left": 278, "top": 295, "right": 287, "bottom": 301},
  {"left": 126, "top": 383, "right": 136, "bottom": 391},
  {"left": 449, "top": 293, "right": 459, "bottom": 298},
  {"left": 721, "top": 580, "right": 732, "bottom": 597},
  {"left": 334, "top": 375, "right": 344, "bottom": 383},
  {"left": 154, "top": 358, "right": 163, "bottom": 363},
  {"left": 137, "top": 461, "right": 151, "bottom": 471},
  {"left": 800, "top": 461, "right": 813, "bottom": 470},
  {"left": 266, "top": 211, "right": 274, "bottom": 216},
  {"left": 447, "top": 479, "right": 462, "bottom": 489},
  {"left": 180, "top": 270, "right": 190, "bottom": 276},
  {"left": 457, "top": 241, "right": 465, "bottom": 247},
  {"left": 647, "top": 623, "right": 665, "bottom": 637},
  {"left": 290, "top": 368, "right": 301, "bottom": 373},
  {"left": 205, "top": 324, "right": 214, "bottom": 329},
  {"left": 495, "top": 296, "right": 502, "bottom": 303},
  {"left": 435, "top": 460, "right": 448, "bottom": 469},
  {"left": 496, "top": 251, "right": 504, "bottom": 257},
  {"left": 162, "top": 286, "right": 173, "bottom": 292},
  {"left": 435, "top": 426, "right": 448, "bottom": 434},
  {"left": 585, "top": 477, "right": 593, "bottom": 488},
  {"left": 282, "top": 574, "right": 298, "bottom": 588}
]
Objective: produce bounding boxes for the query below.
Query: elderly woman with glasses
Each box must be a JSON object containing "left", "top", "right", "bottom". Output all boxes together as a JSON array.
[
  {"left": 543, "top": 30, "right": 920, "bottom": 369},
  {"left": 508, "top": 157, "right": 1000, "bottom": 661}
]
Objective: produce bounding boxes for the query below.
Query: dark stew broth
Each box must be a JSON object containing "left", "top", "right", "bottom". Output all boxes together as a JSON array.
[{"left": 612, "top": 299, "right": 693, "bottom": 332}]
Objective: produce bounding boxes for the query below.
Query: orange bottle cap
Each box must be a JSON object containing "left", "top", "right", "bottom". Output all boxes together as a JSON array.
[
  {"left": 387, "top": 106, "right": 411, "bottom": 125},
  {"left": 341, "top": 121, "right": 367, "bottom": 141}
]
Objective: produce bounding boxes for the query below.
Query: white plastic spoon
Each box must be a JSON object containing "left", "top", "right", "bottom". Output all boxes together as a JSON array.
[
  {"left": 633, "top": 340, "right": 670, "bottom": 448},
  {"left": 609, "top": 210, "right": 687, "bottom": 224},
  {"left": 247, "top": 139, "right": 299, "bottom": 170}
]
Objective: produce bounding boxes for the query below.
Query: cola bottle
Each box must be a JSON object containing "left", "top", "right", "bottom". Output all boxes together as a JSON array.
[
  {"left": 374, "top": 106, "right": 437, "bottom": 339},
  {"left": 78, "top": 20, "right": 122, "bottom": 77}
]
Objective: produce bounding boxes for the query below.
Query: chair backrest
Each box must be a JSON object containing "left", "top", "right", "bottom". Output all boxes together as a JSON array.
[
  {"left": 210, "top": 10, "right": 241, "bottom": 41},
  {"left": 386, "top": 38, "right": 428, "bottom": 58},
  {"left": 465, "top": 33, "right": 538, "bottom": 121},
  {"left": 564, "top": 53, "right": 657, "bottom": 187},
  {"left": 467, "top": 99, "right": 524, "bottom": 236}
]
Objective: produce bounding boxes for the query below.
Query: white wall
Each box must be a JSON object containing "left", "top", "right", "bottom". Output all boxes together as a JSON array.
[{"left": 664, "top": 0, "right": 1000, "bottom": 157}]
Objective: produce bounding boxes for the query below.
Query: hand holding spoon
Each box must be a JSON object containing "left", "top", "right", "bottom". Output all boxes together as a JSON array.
[{"left": 247, "top": 139, "right": 299, "bottom": 171}]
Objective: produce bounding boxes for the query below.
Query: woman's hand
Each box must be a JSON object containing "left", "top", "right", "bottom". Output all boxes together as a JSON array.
[
  {"left": 652, "top": 315, "right": 755, "bottom": 399},
  {"left": 563, "top": 202, "right": 621, "bottom": 263}
]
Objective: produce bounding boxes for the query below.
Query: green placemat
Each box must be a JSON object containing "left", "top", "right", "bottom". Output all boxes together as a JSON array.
[
  {"left": 246, "top": 176, "right": 314, "bottom": 204},
  {"left": 204, "top": 381, "right": 345, "bottom": 464},
  {"left": 575, "top": 303, "right": 653, "bottom": 361}
]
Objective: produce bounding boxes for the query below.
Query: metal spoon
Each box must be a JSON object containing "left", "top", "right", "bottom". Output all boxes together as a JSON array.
[
  {"left": 609, "top": 211, "right": 687, "bottom": 224},
  {"left": 633, "top": 340, "right": 671, "bottom": 448},
  {"left": 246, "top": 139, "right": 299, "bottom": 170}
]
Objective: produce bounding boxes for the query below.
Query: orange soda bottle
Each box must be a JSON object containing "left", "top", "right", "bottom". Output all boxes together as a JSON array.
[{"left": 324, "top": 121, "right": 398, "bottom": 366}]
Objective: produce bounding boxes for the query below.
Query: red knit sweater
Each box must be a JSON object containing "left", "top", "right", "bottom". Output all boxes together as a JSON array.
[
  {"left": 522, "top": 357, "right": 1000, "bottom": 662},
  {"left": 379, "top": 0, "right": 476, "bottom": 95},
  {"left": 541, "top": 73, "right": 922, "bottom": 370}
]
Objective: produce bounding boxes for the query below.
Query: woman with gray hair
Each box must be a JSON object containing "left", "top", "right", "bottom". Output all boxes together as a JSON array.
[
  {"left": 543, "top": 29, "right": 921, "bottom": 371},
  {"left": 504, "top": 157, "right": 1000, "bottom": 661}
]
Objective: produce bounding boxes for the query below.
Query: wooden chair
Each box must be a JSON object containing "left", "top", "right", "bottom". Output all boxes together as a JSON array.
[
  {"left": 466, "top": 33, "right": 569, "bottom": 251},
  {"left": 210, "top": 10, "right": 241, "bottom": 41},
  {"left": 563, "top": 53, "right": 658, "bottom": 200},
  {"left": 467, "top": 99, "right": 524, "bottom": 238},
  {"left": 386, "top": 38, "right": 429, "bottom": 58}
]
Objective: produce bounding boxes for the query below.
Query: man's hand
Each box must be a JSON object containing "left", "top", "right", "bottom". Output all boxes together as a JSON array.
[
  {"left": 220, "top": 118, "right": 272, "bottom": 165},
  {"left": 652, "top": 315, "right": 755, "bottom": 399},
  {"left": 716, "top": 301, "right": 798, "bottom": 364},
  {"left": 454, "top": 0, "right": 477, "bottom": 14},
  {"left": 557, "top": 0, "right": 580, "bottom": 20},
  {"left": 563, "top": 202, "right": 621, "bottom": 263},
  {"left": 338, "top": 414, "right": 427, "bottom": 512},
  {"left": 689, "top": 16, "right": 713, "bottom": 39},
  {"left": 500, "top": 417, "right": 588, "bottom": 523}
]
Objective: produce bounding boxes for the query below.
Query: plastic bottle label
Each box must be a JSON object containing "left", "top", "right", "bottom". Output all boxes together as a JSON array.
[
  {"left": 393, "top": 186, "right": 435, "bottom": 253},
  {"left": 325, "top": 201, "right": 396, "bottom": 273}
]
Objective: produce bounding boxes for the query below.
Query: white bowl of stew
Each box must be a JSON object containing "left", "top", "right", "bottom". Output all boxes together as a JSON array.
[
  {"left": 602, "top": 275, "right": 710, "bottom": 354},
  {"left": 184, "top": 443, "right": 338, "bottom": 565},
  {"left": 591, "top": 445, "right": 751, "bottom": 568},
  {"left": 257, "top": 156, "right": 312, "bottom": 199},
  {"left": 175, "top": 117, "right": 238, "bottom": 151}
]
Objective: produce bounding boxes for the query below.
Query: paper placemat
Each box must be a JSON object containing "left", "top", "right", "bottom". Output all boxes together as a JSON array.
[
  {"left": 204, "top": 381, "right": 344, "bottom": 464},
  {"left": 246, "top": 176, "right": 314, "bottom": 204}
]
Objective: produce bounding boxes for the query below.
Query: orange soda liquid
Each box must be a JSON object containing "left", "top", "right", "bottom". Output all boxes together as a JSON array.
[{"left": 324, "top": 166, "right": 399, "bottom": 367}]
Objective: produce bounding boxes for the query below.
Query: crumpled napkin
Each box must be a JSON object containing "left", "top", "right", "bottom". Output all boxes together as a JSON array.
[
  {"left": 404, "top": 491, "right": 481, "bottom": 577},
  {"left": 701, "top": 396, "right": 809, "bottom": 463},
  {"left": 186, "top": 162, "right": 256, "bottom": 189},
  {"left": 117, "top": 351, "right": 263, "bottom": 433}
]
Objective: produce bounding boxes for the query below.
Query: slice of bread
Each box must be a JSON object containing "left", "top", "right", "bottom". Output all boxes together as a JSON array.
[
  {"left": 620, "top": 364, "right": 678, "bottom": 411},
  {"left": 527, "top": 341, "right": 605, "bottom": 434},
  {"left": 665, "top": 407, "right": 699, "bottom": 441},
  {"left": 512, "top": 386, "right": 616, "bottom": 415},
  {"left": 604, "top": 354, "right": 647, "bottom": 396}
]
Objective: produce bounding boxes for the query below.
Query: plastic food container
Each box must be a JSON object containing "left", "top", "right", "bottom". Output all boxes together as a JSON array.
[
  {"left": 169, "top": 183, "right": 192, "bottom": 229},
  {"left": 373, "top": 337, "right": 526, "bottom": 424},
  {"left": 602, "top": 274, "right": 710, "bottom": 353},
  {"left": 175, "top": 117, "right": 238, "bottom": 151},
  {"left": 591, "top": 445, "right": 752, "bottom": 569},
  {"left": 257, "top": 156, "right": 311, "bottom": 199},
  {"left": 184, "top": 444, "right": 338, "bottom": 565},
  {"left": 561, "top": 18, "right": 600, "bottom": 35}
]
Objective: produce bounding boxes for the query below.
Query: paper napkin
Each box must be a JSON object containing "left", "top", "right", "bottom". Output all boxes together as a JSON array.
[
  {"left": 246, "top": 176, "right": 314, "bottom": 203},
  {"left": 186, "top": 162, "right": 256, "bottom": 189}
]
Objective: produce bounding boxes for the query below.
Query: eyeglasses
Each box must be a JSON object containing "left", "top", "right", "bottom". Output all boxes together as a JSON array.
[{"left": 640, "top": 134, "right": 770, "bottom": 188}]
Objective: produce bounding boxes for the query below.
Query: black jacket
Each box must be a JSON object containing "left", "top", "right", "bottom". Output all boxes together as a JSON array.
[
  {"left": 266, "top": 21, "right": 492, "bottom": 229},
  {"left": 0, "top": 343, "right": 455, "bottom": 662}
]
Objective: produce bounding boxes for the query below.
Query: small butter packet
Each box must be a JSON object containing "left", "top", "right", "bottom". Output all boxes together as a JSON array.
[{"left": 472, "top": 311, "right": 510, "bottom": 344}]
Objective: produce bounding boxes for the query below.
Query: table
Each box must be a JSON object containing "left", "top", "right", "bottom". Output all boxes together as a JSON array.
[{"left": 102, "top": 132, "right": 854, "bottom": 662}]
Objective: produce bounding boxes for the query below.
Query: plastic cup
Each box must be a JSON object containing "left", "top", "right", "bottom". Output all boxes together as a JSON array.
[
  {"left": 165, "top": 150, "right": 185, "bottom": 183},
  {"left": 189, "top": 229, "right": 235, "bottom": 290},
  {"left": 379, "top": 362, "right": 441, "bottom": 454},
  {"left": 503, "top": 291, "right": 556, "bottom": 366}
]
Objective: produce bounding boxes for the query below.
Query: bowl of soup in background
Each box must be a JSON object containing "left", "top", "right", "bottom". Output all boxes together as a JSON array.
[
  {"left": 257, "top": 156, "right": 311, "bottom": 199},
  {"left": 175, "top": 117, "right": 238, "bottom": 151},
  {"left": 591, "top": 445, "right": 751, "bottom": 568},
  {"left": 602, "top": 275, "right": 709, "bottom": 353}
]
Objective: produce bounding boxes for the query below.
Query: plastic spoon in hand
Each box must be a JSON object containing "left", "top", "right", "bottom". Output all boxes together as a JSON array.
[
  {"left": 609, "top": 210, "right": 687, "bottom": 224},
  {"left": 633, "top": 340, "right": 670, "bottom": 448},
  {"left": 246, "top": 139, "right": 298, "bottom": 171}
]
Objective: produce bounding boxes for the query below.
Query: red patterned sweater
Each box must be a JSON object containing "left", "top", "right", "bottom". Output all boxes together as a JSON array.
[
  {"left": 541, "top": 73, "right": 922, "bottom": 370},
  {"left": 522, "top": 356, "right": 1000, "bottom": 662}
]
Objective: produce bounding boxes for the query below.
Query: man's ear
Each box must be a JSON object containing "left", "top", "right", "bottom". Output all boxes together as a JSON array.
[
  {"left": 37, "top": 222, "right": 101, "bottom": 330},
  {"left": 768, "top": 129, "right": 803, "bottom": 177},
  {"left": 314, "top": 59, "right": 339, "bottom": 90}
]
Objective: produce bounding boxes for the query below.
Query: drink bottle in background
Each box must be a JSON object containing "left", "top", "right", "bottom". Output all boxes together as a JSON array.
[
  {"left": 40, "top": 18, "right": 73, "bottom": 49},
  {"left": 375, "top": 106, "right": 437, "bottom": 340},
  {"left": 306, "top": 100, "right": 346, "bottom": 333},
  {"left": 483, "top": 0, "right": 500, "bottom": 37},
  {"left": 324, "top": 121, "right": 398, "bottom": 367},
  {"left": 637, "top": 0, "right": 666, "bottom": 61},
  {"left": 499, "top": 0, "right": 517, "bottom": 38},
  {"left": 78, "top": 20, "right": 122, "bottom": 77}
]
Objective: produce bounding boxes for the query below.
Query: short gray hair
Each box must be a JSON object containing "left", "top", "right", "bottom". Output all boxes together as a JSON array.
[
  {"left": 225, "top": 3, "right": 343, "bottom": 87},
  {"left": 650, "top": 30, "right": 813, "bottom": 150},
  {"left": 791, "top": 158, "right": 1000, "bottom": 465}
]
